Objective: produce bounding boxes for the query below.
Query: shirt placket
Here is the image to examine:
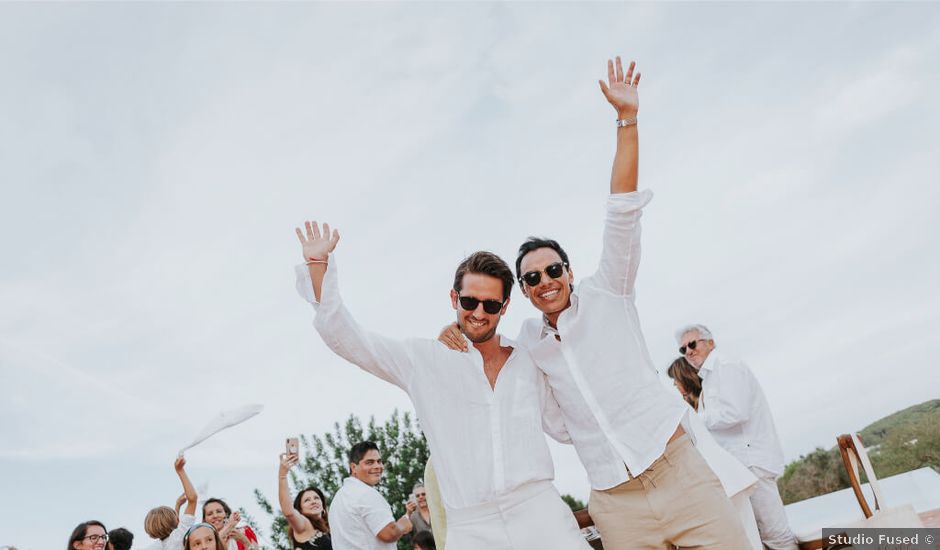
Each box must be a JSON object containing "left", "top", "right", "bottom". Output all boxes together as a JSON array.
[{"left": 471, "top": 348, "right": 505, "bottom": 493}]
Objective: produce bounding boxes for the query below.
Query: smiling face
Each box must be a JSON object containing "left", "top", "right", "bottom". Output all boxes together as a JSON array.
[
  {"left": 415, "top": 487, "right": 428, "bottom": 510},
  {"left": 680, "top": 329, "right": 715, "bottom": 368},
  {"left": 350, "top": 449, "right": 384, "bottom": 486},
  {"left": 299, "top": 489, "right": 323, "bottom": 516},
  {"left": 450, "top": 272, "right": 508, "bottom": 344},
  {"left": 519, "top": 247, "right": 573, "bottom": 319},
  {"left": 186, "top": 526, "right": 219, "bottom": 550},
  {"left": 202, "top": 502, "right": 228, "bottom": 531},
  {"left": 73, "top": 524, "right": 107, "bottom": 550}
]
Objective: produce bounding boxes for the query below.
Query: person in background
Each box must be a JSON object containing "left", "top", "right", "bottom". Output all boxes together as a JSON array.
[
  {"left": 183, "top": 523, "right": 226, "bottom": 550},
  {"left": 408, "top": 482, "right": 432, "bottom": 537},
  {"left": 412, "top": 531, "right": 436, "bottom": 550},
  {"left": 67, "top": 521, "right": 108, "bottom": 550},
  {"left": 667, "top": 355, "right": 703, "bottom": 410},
  {"left": 202, "top": 498, "right": 258, "bottom": 550},
  {"left": 328, "top": 441, "right": 413, "bottom": 549},
  {"left": 106, "top": 528, "right": 133, "bottom": 550},
  {"left": 278, "top": 452, "right": 332, "bottom": 549},
  {"left": 676, "top": 323, "right": 799, "bottom": 550},
  {"left": 144, "top": 456, "right": 199, "bottom": 550}
]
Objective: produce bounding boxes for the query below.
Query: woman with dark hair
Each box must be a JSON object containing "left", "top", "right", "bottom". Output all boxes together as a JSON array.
[
  {"left": 278, "top": 453, "right": 332, "bottom": 549},
  {"left": 667, "top": 356, "right": 703, "bottom": 409},
  {"left": 183, "top": 523, "right": 226, "bottom": 550},
  {"left": 67, "top": 521, "right": 108, "bottom": 550},
  {"left": 202, "top": 498, "right": 258, "bottom": 550}
]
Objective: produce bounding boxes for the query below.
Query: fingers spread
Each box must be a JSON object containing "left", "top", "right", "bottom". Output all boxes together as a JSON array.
[
  {"left": 607, "top": 59, "right": 615, "bottom": 86},
  {"left": 311, "top": 222, "right": 322, "bottom": 240},
  {"left": 598, "top": 80, "right": 610, "bottom": 98},
  {"left": 295, "top": 227, "right": 306, "bottom": 243},
  {"left": 633, "top": 72, "right": 641, "bottom": 87},
  {"left": 624, "top": 60, "right": 635, "bottom": 84},
  {"left": 615, "top": 56, "right": 624, "bottom": 82}
]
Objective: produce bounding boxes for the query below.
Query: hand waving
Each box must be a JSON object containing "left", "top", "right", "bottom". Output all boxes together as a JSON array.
[
  {"left": 598, "top": 57, "right": 640, "bottom": 118},
  {"left": 295, "top": 221, "right": 340, "bottom": 262}
]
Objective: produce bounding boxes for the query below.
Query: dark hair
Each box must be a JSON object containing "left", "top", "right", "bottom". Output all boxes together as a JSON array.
[
  {"left": 412, "top": 530, "right": 437, "bottom": 550},
  {"left": 201, "top": 498, "right": 232, "bottom": 521},
  {"left": 349, "top": 441, "right": 379, "bottom": 465},
  {"left": 107, "top": 528, "right": 134, "bottom": 550},
  {"left": 183, "top": 523, "right": 225, "bottom": 550},
  {"left": 289, "top": 486, "right": 330, "bottom": 546},
  {"left": 515, "top": 237, "right": 571, "bottom": 288},
  {"left": 667, "top": 356, "right": 703, "bottom": 409},
  {"left": 453, "top": 251, "right": 514, "bottom": 302},
  {"left": 68, "top": 520, "right": 106, "bottom": 550}
]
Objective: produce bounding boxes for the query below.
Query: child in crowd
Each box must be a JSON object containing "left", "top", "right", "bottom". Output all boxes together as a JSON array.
[{"left": 144, "top": 456, "right": 199, "bottom": 550}]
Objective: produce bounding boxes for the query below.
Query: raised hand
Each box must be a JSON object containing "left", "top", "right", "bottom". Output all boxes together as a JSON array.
[
  {"left": 405, "top": 499, "right": 418, "bottom": 514},
  {"left": 598, "top": 57, "right": 640, "bottom": 118},
  {"left": 295, "top": 221, "right": 340, "bottom": 262},
  {"left": 279, "top": 452, "right": 299, "bottom": 477},
  {"left": 174, "top": 456, "right": 186, "bottom": 472}
]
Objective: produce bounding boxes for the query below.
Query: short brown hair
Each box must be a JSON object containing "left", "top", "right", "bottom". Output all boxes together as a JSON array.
[
  {"left": 144, "top": 506, "right": 178, "bottom": 540},
  {"left": 453, "top": 251, "right": 514, "bottom": 301}
]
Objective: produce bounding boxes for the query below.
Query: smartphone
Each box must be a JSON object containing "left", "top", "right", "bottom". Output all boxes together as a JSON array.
[{"left": 286, "top": 437, "right": 299, "bottom": 455}]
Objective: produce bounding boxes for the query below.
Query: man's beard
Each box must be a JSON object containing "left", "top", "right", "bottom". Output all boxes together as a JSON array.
[{"left": 459, "top": 319, "right": 498, "bottom": 344}]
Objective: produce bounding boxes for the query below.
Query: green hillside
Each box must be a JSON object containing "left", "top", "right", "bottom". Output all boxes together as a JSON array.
[{"left": 778, "top": 399, "right": 940, "bottom": 504}]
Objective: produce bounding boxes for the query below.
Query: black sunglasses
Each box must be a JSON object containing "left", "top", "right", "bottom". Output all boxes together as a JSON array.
[
  {"left": 679, "top": 339, "right": 703, "bottom": 355},
  {"left": 458, "top": 295, "right": 505, "bottom": 315},
  {"left": 520, "top": 262, "right": 568, "bottom": 287}
]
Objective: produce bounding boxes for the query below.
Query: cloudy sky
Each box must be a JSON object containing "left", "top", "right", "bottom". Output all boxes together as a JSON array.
[{"left": 2, "top": 2, "right": 939, "bottom": 549}]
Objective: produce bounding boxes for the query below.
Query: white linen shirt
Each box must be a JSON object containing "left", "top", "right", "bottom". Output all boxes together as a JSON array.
[
  {"left": 329, "top": 476, "right": 397, "bottom": 550},
  {"left": 517, "top": 190, "right": 689, "bottom": 490},
  {"left": 698, "top": 350, "right": 786, "bottom": 477},
  {"left": 296, "top": 260, "right": 569, "bottom": 511}
]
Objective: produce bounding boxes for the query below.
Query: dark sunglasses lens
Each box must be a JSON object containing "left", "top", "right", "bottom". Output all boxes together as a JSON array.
[
  {"left": 459, "top": 297, "right": 479, "bottom": 311},
  {"left": 545, "top": 263, "right": 565, "bottom": 278},
  {"left": 679, "top": 346, "right": 686, "bottom": 354},
  {"left": 482, "top": 300, "right": 503, "bottom": 314},
  {"left": 522, "top": 272, "right": 542, "bottom": 286},
  {"left": 689, "top": 340, "right": 697, "bottom": 350}
]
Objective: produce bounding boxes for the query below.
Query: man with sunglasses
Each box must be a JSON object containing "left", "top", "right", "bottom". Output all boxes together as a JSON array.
[
  {"left": 291, "top": 226, "right": 590, "bottom": 549},
  {"left": 494, "top": 57, "right": 748, "bottom": 548},
  {"left": 676, "top": 324, "right": 798, "bottom": 550}
]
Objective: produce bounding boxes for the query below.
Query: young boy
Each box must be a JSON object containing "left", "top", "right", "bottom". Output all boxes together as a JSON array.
[{"left": 143, "top": 456, "right": 199, "bottom": 550}]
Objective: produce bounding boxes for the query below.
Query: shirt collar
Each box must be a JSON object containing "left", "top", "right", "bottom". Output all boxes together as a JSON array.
[
  {"left": 539, "top": 292, "right": 579, "bottom": 339},
  {"left": 698, "top": 349, "right": 718, "bottom": 378}
]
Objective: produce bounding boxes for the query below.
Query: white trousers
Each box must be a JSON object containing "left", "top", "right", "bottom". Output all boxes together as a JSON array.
[
  {"left": 445, "top": 481, "right": 590, "bottom": 550},
  {"left": 749, "top": 468, "right": 799, "bottom": 550}
]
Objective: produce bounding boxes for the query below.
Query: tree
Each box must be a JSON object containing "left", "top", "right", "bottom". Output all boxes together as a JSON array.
[{"left": 254, "top": 410, "right": 430, "bottom": 550}]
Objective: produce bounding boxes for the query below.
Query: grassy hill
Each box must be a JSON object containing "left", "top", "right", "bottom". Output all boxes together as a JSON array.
[{"left": 778, "top": 399, "right": 940, "bottom": 504}]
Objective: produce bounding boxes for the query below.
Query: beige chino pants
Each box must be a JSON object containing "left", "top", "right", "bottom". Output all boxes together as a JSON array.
[{"left": 589, "top": 434, "right": 751, "bottom": 550}]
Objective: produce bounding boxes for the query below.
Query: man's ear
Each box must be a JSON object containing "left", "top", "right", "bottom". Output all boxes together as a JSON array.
[
  {"left": 519, "top": 283, "right": 529, "bottom": 298},
  {"left": 500, "top": 297, "right": 510, "bottom": 316},
  {"left": 450, "top": 288, "right": 459, "bottom": 310}
]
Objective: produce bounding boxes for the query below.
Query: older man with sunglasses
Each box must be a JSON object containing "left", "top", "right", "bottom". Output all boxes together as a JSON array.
[
  {"left": 291, "top": 223, "right": 590, "bottom": 550},
  {"left": 677, "top": 324, "right": 799, "bottom": 550},
  {"left": 443, "top": 57, "right": 750, "bottom": 549}
]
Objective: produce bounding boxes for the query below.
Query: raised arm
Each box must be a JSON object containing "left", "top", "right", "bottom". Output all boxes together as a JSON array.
[
  {"left": 293, "top": 220, "right": 418, "bottom": 390},
  {"left": 174, "top": 456, "right": 198, "bottom": 516},
  {"left": 591, "top": 57, "right": 651, "bottom": 296},
  {"left": 277, "top": 453, "right": 314, "bottom": 537},
  {"left": 598, "top": 56, "right": 640, "bottom": 194}
]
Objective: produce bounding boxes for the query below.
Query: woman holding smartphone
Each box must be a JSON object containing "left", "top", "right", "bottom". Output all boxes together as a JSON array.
[{"left": 278, "top": 452, "right": 332, "bottom": 549}]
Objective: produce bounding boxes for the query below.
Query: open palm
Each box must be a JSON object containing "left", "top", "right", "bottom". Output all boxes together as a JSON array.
[
  {"left": 295, "top": 220, "right": 340, "bottom": 261},
  {"left": 599, "top": 57, "right": 640, "bottom": 117}
]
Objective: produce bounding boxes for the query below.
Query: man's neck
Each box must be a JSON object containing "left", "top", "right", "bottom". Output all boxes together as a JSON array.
[
  {"left": 543, "top": 299, "right": 572, "bottom": 329},
  {"left": 472, "top": 334, "right": 504, "bottom": 358}
]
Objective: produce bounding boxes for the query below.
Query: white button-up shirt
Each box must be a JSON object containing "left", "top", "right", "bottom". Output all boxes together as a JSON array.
[
  {"left": 698, "top": 350, "right": 786, "bottom": 477},
  {"left": 296, "top": 260, "right": 569, "bottom": 511},
  {"left": 517, "top": 190, "right": 688, "bottom": 490},
  {"left": 329, "top": 476, "right": 397, "bottom": 550}
]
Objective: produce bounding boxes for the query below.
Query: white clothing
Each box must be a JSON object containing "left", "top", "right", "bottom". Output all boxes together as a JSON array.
[
  {"left": 685, "top": 409, "right": 761, "bottom": 550},
  {"left": 517, "top": 190, "right": 689, "bottom": 490},
  {"left": 329, "top": 476, "right": 396, "bottom": 550},
  {"left": 140, "top": 513, "right": 195, "bottom": 550},
  {"left": 749, "top": 468, "right": 800, "bottom": 550},
  {"left": 298, "top": 260, "right": 588, "bottom": 547},
  {"left": 698, "top": 350, "right": 786, "bottom": 477},
  {"left": 296, "top": 259, "right": 569, "bottom": 511},
  {"left": 445, "top": 481, "right": 590, "bottom": 550}
]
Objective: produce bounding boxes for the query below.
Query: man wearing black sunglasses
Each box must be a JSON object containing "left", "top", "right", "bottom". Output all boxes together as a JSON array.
[
  {"left": 291, "top": 225, "right": 590, "bottom": 549},
  {"left": 443, "top": 57, "right": 748, "bottom": 549}
]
